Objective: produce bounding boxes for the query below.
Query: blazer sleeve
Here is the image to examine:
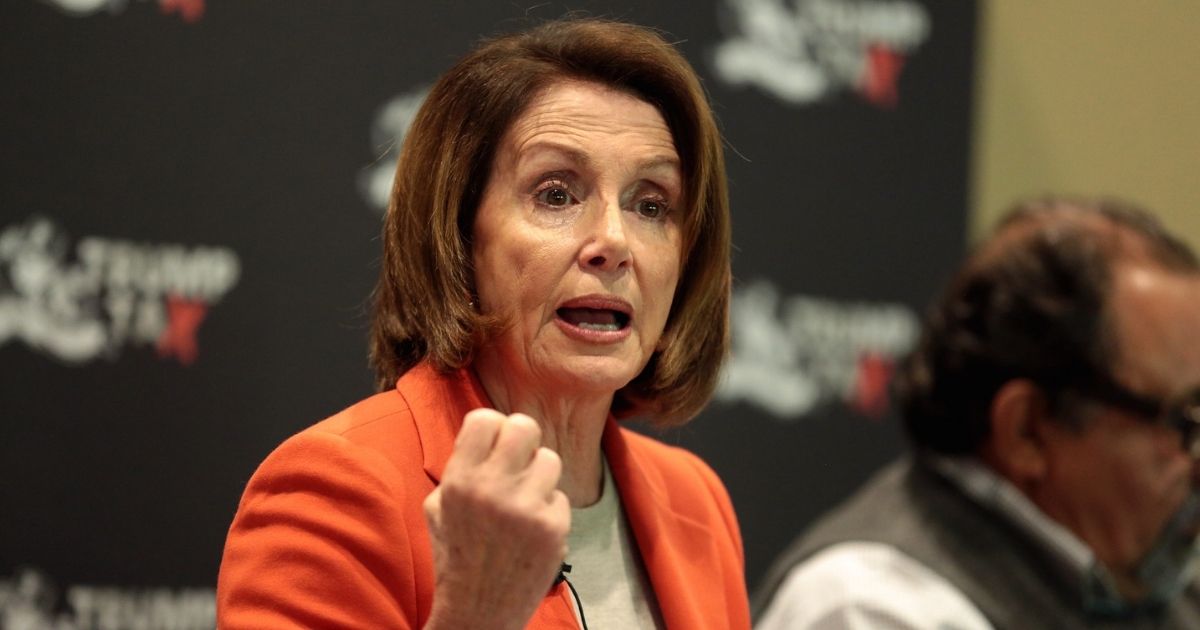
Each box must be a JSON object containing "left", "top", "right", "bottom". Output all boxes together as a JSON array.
[{"left": 217, "top": 430, "right": 428, "bottom": 629}]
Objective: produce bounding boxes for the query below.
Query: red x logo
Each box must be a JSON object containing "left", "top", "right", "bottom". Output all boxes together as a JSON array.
[
  {"left": 157, "top": 295, "right": 208, "bottom": 365},
  {"left": 860, "top": 43, "right": 906, "bottom": 109},
  {"left": 159, "top": 0, "right": 205, "bottom": 23},
  {"left": 852, "top": 352, "right": 894, "bottom": 419}
]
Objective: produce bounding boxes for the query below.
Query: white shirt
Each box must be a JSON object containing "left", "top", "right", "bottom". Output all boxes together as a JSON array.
[
  {"left": 564, "top": 458, "right": 663, "bottom": 629},
  {"left": 756, "top": 456, "right": 1104, "bottom": 630},
  {"left": 754, "top": 541, "right": 994, "bottom": 630}
]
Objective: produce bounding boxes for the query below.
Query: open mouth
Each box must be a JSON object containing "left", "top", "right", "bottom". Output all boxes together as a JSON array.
[{"left": 556, "top": 307, "right": 631, "bottom": 332}]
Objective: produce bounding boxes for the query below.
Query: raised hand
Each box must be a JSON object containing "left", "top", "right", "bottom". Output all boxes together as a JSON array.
[{"left": 423, "top": 408, "right": 571, "bottom": 630}]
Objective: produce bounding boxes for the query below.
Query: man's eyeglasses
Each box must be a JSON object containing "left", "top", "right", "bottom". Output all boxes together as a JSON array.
[{"left": 1069, "top": 376, "right": 1200, "bottom": 458}]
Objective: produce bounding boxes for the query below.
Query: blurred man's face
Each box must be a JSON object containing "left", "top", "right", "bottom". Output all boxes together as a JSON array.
[{"left": 1034, "top": 262, "right": 1200, "bottom": 592}]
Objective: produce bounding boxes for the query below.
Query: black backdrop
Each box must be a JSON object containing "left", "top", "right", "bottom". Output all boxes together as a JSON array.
[{"left": 1, "top": 1, "right": 974, "bottom": 626}]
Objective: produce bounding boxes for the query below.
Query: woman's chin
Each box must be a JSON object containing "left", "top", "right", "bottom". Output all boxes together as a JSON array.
[{"left": 545, "top": 355, "right": 641, "bottom": 396}]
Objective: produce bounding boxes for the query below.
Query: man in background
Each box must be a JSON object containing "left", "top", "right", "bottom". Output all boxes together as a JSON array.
[{"left": 755, "top": 197, "right": 1200, "bottom": 629}]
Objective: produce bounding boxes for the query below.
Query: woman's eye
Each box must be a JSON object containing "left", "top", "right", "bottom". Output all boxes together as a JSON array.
[
  {"left": 636, "top": 198, "right": 669, "bottom": 220},
  {"left": 535, "top": 185, "right": 574, "bottom": 207}
]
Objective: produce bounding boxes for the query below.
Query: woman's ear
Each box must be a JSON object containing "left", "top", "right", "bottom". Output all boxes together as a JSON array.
[{"left": 982, "top": 379, "right": 1051, "bottom": 485}]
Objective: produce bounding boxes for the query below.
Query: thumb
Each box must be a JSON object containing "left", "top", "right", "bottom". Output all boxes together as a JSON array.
[{"left": 423, "top": 487, "right": 443, "bottom": 528}]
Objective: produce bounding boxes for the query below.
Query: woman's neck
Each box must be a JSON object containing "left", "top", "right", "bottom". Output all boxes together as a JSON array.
[{"left": 472, "top": 363, "right": 610, "bottom": 508}]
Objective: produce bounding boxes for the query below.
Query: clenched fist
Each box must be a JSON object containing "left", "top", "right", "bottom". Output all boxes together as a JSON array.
[{"left": 423, "top": 408, "right": 571, "bottom": 630}]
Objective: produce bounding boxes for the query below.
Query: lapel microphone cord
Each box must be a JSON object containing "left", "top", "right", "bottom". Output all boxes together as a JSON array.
[{"left": 555, "top": 563, "right": 589, "bottom": 630}]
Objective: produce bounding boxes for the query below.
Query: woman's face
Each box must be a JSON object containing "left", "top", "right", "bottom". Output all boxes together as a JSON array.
[{"left": 471, "top": 80, "right": 683, "bottom": 401}]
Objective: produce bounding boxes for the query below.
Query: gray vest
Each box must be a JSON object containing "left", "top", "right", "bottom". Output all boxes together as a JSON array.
[{"left": 752, "top": 456, "right": 1200, "bottom": 629}]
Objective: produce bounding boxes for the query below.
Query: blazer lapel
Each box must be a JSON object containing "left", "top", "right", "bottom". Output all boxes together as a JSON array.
[
  {"left": 395, "top": 362, "right": 491, "bottom": 483},
  {"left": 604, "top": 419, "right": 729, "bottom": 629}
]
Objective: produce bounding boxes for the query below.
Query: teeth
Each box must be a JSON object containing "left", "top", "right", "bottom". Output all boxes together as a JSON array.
[{"left": 577, "top": 322, "right": 620, "bottom": 331}]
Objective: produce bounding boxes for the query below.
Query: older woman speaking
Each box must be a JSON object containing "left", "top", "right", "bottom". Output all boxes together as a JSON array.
[{"left": 217, "top": 18, "right": 747, "bottom": 630}]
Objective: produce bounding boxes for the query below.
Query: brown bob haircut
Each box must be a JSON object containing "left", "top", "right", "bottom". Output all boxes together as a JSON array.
[{"left": 369, "top": 18, "right": 731, "bottom": 427}]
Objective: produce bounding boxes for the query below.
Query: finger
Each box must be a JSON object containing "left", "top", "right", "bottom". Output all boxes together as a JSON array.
[
  {"left": 422, "top": 488, "right": 442, "bottom": 527},
  {"left": 548, "top": 489, "right": 571, "bottom": 549},
  {"left": 523, "top": 447, "right": 563, "bottom": 500},
  {"left": 489, "top": 413, "right": 543, "bottom": 473},
  {"left": 450, "top": 408, "right": 506, "bottom": 467}
]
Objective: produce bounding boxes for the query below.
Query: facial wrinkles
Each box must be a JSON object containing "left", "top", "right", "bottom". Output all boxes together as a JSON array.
[
  {"left": 509, "top": 103, "right": 678, "bottom": 160},
  {"left": 509, "top": 87, "right": 679, "bottom": 185},
  {"left": 1101, "top": 266, "right": 1200, "bottom": 560},
  {"left": 505, "top": 92, "right": 682, "bottom": 313},
  {"left": 479, "top": 205, "right": 561, "bottom": 339},
  {"left": 514, "top": 117, "right": 676, "bottom": 156},
  {"left": 472, "top": 81, "right": 683, "bottom": 401}
]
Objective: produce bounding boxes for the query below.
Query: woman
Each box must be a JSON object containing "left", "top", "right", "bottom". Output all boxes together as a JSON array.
[{"left": 217, "top": 18, "right": 748, "bottom": 630}]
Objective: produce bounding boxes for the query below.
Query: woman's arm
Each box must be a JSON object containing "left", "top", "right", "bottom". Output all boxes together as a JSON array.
[{"left": 217, "top": 430, "right": 423, "bottom": 629}]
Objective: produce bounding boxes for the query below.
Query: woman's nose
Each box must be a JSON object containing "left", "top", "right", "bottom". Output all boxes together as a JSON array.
[{"left": 579, "top": 200, "right": 631, "bottom": 272}]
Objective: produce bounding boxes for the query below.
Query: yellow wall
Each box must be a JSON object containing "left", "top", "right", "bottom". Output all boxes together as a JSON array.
[{"left": 972, "top": 2, "right": 1200, "bottom": 246}]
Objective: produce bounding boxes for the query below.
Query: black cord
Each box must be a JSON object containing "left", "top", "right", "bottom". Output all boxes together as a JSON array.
[
  {"left": 562, "top": 576, "right": 589, "bottom": 630},
  {"left": 557, "top": 563, "right": 589, "bottom": 630}
]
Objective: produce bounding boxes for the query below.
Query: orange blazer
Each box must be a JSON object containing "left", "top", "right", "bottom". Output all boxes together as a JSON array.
[{"left": 217, "top": 362, "right": 751, "bottom": 629}]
